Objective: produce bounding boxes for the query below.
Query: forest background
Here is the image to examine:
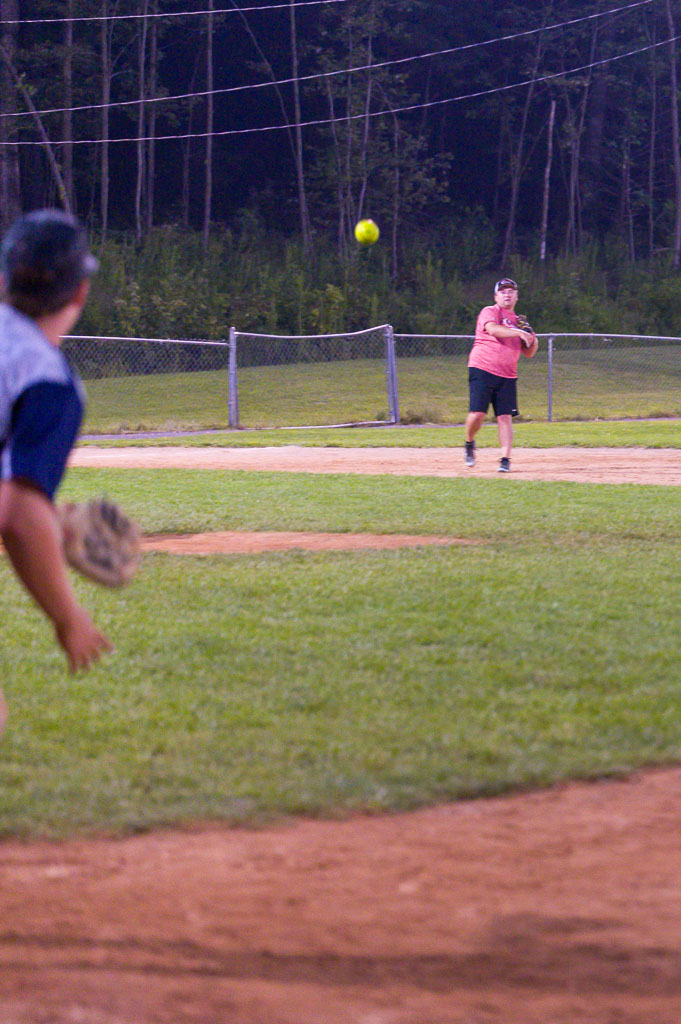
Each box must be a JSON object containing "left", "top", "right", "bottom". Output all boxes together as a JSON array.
[{"left": 1, "top": 0, "right": 681, "bottom": 341}]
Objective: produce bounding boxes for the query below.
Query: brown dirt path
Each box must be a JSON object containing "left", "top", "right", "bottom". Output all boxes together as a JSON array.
[
  {"left": 2, "top": 445, "right": 680, "bottom": 1024},
  {"left": 70, "top": 443, "right": 681, "bottom": 485}
]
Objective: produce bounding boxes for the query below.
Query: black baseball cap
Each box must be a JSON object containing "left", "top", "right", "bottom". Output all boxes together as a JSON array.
[
  {"left": 1, "top": 209, "right": 99, "bottom": 314},
  {"left": 494, "top": 277, "right": 518, "bottom": 292}
]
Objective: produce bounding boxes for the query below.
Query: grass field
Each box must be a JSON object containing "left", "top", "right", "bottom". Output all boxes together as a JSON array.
[
  {"left": 82, "top": 419, "right": 681, "bottom": 450},
  {"left": 79, "top": 346, "right": 681, "bottom": 432},
  {"left": 1, "top": 465, "right": 681, "bottom": 838}
]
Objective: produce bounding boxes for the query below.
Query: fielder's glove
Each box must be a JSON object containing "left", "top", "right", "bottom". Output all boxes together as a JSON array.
[
  {"left": 515, "top": 313, "right": 536, "bottom": 348},
  {"left": 58, "top": 498, "right": 141, "bottom": 587}
]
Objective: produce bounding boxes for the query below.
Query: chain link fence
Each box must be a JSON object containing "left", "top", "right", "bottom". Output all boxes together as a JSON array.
[
  {"left": 394, "top": 332, "right": 681, "bottom": 423},
  {"left": 64, "top": 335, "right": 230, "bottom": 378},
  {"left": 65, "top": 329, "right": 681, "bottom": 434},
  {"left": 65, "top": 334, "right": 232, "bottom": 434},
  {"left": 393, "top": 334, "right": 472, "bottom": 425},
  {"left": 231, "top": 325, "right": 397, "bottom": 428},
  {"left": 543, "top": 334, "right": 681, "bottom": 421}
]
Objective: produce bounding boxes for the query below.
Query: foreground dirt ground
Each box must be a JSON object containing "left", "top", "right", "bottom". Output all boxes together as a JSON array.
[
  {"left": 2, "top": 769, "right": 681, "bottom": 1024},
  {"left": 2, "top": 445, "right": 680, "bottom": 1024}
]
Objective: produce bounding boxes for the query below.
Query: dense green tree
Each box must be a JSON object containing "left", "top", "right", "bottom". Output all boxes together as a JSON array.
[{"left": 0, "top": 0, "right": 679, "bottom": 275}]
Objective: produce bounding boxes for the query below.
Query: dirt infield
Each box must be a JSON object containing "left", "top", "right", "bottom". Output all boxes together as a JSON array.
[
  {"left": 2, "top": 445, "right": 681, "bottom": 1024},
  {"left": 70, "top": 442, "right": 681, "bottom": 485}
]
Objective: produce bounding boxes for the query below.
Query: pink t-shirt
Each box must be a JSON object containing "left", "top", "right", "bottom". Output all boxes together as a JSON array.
[{"left": 468, "top": 304, "right": 521, "bottom": 378}]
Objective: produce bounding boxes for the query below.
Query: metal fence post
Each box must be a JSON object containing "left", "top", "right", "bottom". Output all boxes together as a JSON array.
[
  {"left": 384, "top": 324, "right": 400, "bottom": 424},
  {"left": 228, "top": 326, "right": 239, "bottom": 428},
  {"left": 547, "top": 334, "right": 554, "bottom": 422}
]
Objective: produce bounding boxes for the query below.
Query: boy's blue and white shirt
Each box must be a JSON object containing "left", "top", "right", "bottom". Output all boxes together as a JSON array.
[{"left": 0, "top": 304, "right": 84, "bottom": 501}]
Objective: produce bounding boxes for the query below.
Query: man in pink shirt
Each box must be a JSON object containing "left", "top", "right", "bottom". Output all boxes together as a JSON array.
[{"left": 464, "top": 277, "right": 538, "bottom": 472}]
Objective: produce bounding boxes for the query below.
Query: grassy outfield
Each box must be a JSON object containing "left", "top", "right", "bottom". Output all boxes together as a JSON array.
[
  {"left": 79, "top": 347, "right": 681, "bottom": 433},
  {"left": 81, "top": 418, "right": 681, "bottom": 449},
  {"left": 1, "top": 467, "right": 680, "bottom": 837}
]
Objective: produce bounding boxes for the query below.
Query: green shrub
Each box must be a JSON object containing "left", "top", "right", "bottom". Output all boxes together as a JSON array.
[{"left": 79, "top": 223, "right": 681, "bottom": 343}]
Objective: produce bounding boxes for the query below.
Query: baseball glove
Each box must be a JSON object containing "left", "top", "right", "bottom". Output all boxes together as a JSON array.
[
  {"left": 58, "top": 499, "right": 141, "bottom": 587},
  {"left": 515, "top": 313, "right": 536, "bottom": 348}
]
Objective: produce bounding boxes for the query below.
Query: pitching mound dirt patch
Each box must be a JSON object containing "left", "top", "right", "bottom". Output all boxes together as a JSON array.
[{"left": 142, "top": 531, "right": 476, "bottom": 554}]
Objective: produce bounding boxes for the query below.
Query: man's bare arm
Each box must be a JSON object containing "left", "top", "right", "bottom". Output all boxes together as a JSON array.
[
  {"left": 0, "top": 480, "right": 112, "bottom": 671},
  {"left": 485, "top": 321, "right": 533, "bottom": 343}
]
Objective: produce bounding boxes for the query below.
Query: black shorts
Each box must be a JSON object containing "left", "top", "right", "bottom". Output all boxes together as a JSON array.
[{"left": 468, "top": 367, "right": 519, "bottom": 417}]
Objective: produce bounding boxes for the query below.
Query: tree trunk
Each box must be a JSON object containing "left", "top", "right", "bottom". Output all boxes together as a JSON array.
[
  {"left": 664, "top": 0, "right": 681, "bottom": 270},
  {"left": 539, "top": 98, "right": 556, "bottom": 262},
  {"left": 374, "top": 77, "right": 399, "bottom": 280},
  {"left": 182, "top": 111, "right": 196, "bottom": 228},
  {"left": 492, "top": 101, "right": 510, "bottom": 230},
  {"left": 100, "top": 0, "right": 111, "bottom": 239},
  {"left": 135, "top": 0, "right": 149, "bottom": 243},
  {"left": 324, "top": 77, "right": 347, "bottom": 260},
  {"left": 181, "top": 56, "right": 200, "bottom": 228},
  {"left": 564, "top": 25, "right": 597, "bottom": 255},
  {"left": 289, "top": 0, "right": 311, "bottom": 253},
  {"left": 232, "top": 4, "right": 296, "bottom": 176},
  {"left": 619, "top": 140, "right": 635, "bottom": 261},
  {"left": 0, "top": 0, "right": 21, "bottom": 232},
  {"left": 1, "top": 45, "right": 70, "bottom": 212},
  {"left": 145, "top": 0, "right": 158, "bottom": 236},
  {"left": 63, "top": 0, "right": 75, "bottom": 212},
  {"left": 647, "top": 13, "right": 658, "bottom": 261},
  {"left": 202, "top": 0, "right": 214, "bottom": 253},
  {"left": 356, "top": 5, "right": 374, "bottom": 225},
  {"left": 391, "top": 113, "right": 399, "bottom": 282},
  {"left": 585, "top": 9, "right": 614, "bottom": 198},
  {"left": 501, "top": 21, "right": 546, "bottom": 266},
  {"left": 343, "top": 23, "right": 356, "bottom": 243}
]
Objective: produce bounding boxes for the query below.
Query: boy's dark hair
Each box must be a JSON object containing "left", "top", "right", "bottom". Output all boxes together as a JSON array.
[{"left": 0, "top": 209, "right": 99, "bottom": 318}]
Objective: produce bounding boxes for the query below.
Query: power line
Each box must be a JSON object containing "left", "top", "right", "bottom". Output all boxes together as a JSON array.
[
  {"left": 1, "top": 30, "right": 673, "bottom": 148},
  {"left": 0, "top": 0, "right": 351, "bottom": 25},
  {"left": 0, "top": 0, "right": 655, "bottom": 122}
]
